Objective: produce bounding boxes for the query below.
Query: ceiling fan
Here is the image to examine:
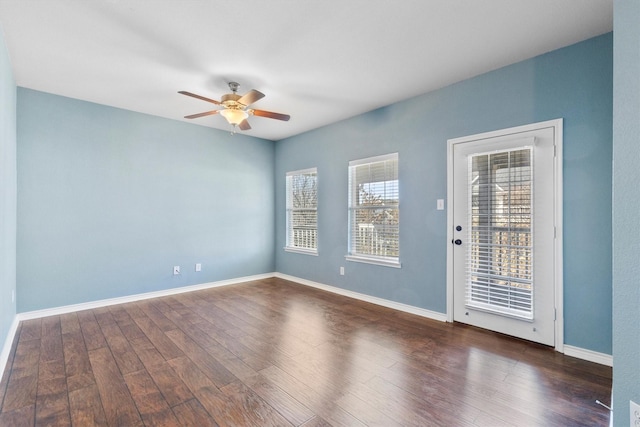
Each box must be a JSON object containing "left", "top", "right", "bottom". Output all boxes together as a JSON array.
[{"left": 179, "top": 82, "right": 290, "bottom": 132}]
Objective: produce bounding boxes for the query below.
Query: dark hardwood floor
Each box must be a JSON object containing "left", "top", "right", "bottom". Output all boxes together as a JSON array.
[{"left": 0, "top": 277, "right": 612, "bottom": 426}]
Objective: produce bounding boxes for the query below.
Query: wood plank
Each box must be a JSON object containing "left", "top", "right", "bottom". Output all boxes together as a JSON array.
[
  {"left": 0, "top": 404, "right": 35, "bottom": 426},
  {"left": 165, "top": 328, "right": 237, "bottom": 388},
  {"left": 93, "top": 306, "right": 116, "bottom": 327},
  {"left": 188, "top": 321, "right": 272, "bottom": 371},
  {"left": 97, "top": 320, "right": 145, "bottom": 375},
  {"left": 270, "top": 349, "right": 361, "bottom": 399},
  {"left": 35, "top": 324, "right": 70, "bottom": 427},
  {"left": 129, "top": 315, "right": 184, "bottom": 361},
  {"left": 1, "top": 375, "right": 38, "bottom": 414},
  {"left": 173, "top": 294, "right": 243, "bottom": 338},
  {"left": 108, "top": 304, "right": 135, "bottom": 323},
  {"left": 162, "top": 296, "right": 202, "bottom": 325},
  {"left": 136, "top": 300, "right": 179, "bottom": 332},
  {"left": 2, "top": 338, "right": 40, "bottom": 412},
  {"left": 197, "top": 338, "right": 259, "bottom": 381},
  {"left": 167, "top": 356, "right": 242, "bottom": 427},
  {"left": 336, "top": 391, "right": 408, "bottom": 427},
  {"left": 59, "top": 312, "right": 81, "bottom": 335},
  {"left": 62, "top": 330, "right": 95, "bottom": 392},
  {"left": 353, "top": 374, "right": 476, "bottom": 427},
  {"left": 148, "top": 298, "right": 189, "bottom": 325},
  {"left": 177, "top": 320, "right": 223, "bottom": 350},
  {"left": 88, "top": 347, "right": 143, "bottom": 426},
  {"left": 38, "top": 322, "right": 66, "bottom": 386},
  {"left": 0, "top": 324, "right": 21, "bottom": 408},
  {"left": 208, "top": 299, "right": 280, "bottom": 340},
  {"left": 242, "top": 372, "right": 315, "bottom": 426},
  {"left": 171, "top": 398, "right": 219, "bottom": 427},
  {"left": 167, "top": 357, "right": 217, "bottom": 392},
  {"left": 68, "top": 384, "right": 108, "bottom": 426},
  {"left": 130, "top": 336, "right": 167, "bottom": 369},
  {"left": 14, "top": 331, "right": 41, "bottom": 373},
  {"left": 300, "top": 416, "right": 333, "bottom": 427},
  {"left": 77, "top": 310, "right": 107, "bottom": 351},
  {"left": 121, "top": 301, "right": 146, "bottom": 319},
  {"left": 123, "top": 369, "right": 181, "bottom": 427},
  {"left": 34, "top": 377, "right": 71, "bottom": 426},
  {"left": 40, "top": 317, "right": 64, "bottom": 367},
  {"left": 146, "top": 362, "right": 194, "bottom": 407},
  {"left": 109, "top": 305, "right": 147, "bottom": 342},
  {"left": 219, "top": 381, "right": 294, "bottom": 427},
  {"left": 258, "top": 365, "right": 366, "bottom": 427},
  {"left": 18, "top": 319, "right": 41, "bottom": 342}
]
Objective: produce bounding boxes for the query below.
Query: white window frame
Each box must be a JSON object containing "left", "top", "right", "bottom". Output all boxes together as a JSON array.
[
  {"left": 346, "top": 153, "right": 401, "bottom": 268},
  {"left": 285, "top": 167, "right": 318, "bottom": 255}
]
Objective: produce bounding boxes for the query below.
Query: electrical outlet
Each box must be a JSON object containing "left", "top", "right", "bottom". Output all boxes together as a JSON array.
[
  {"left": 630, "top": 400, "right": 640, "bottom": 427},
  {"left": 340, "top": 266, "right": 345, "bottom": 276},
  {"left": 173, "top": 266, "right": 180, "bottom": 275},
  {"left": 195, "top": 263, "right": 201, "bottom": 272}
]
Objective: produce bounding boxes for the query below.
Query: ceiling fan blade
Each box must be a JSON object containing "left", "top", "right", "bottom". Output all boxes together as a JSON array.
[
  {"left": 238, "top": 89, "right": 265, "bottom": 106},
  {"left": 238, "top": 119, "right": 252, "bottom": 131},
  {"left": 178, "top": 91, "right": 221, "bottom": 105},
  {"left": 184, "top": 110, "right": 220, "bottom": 119},
  {"left": 252, "top": 109, "right": 290, "bottom": 121}
]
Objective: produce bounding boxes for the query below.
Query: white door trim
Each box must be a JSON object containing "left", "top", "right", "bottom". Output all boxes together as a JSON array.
[{"left": 446, "top": 119, "right": 564, "bottom": 352}]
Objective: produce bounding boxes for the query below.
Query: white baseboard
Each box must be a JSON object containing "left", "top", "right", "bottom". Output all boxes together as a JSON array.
[
  {"left": 563, "top": 344, "right": 613, "bottom": 367},
  {"left": 275, "top": 272, "right": 448, "bottom": 323},
  {"left": 16, "top": 273, "right": 276, "bottom": 321},
  {"left": 0, "top": 316, "right": 19, "bottom": 384}
]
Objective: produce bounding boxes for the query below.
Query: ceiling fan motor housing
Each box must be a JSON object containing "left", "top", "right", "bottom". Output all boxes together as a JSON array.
[{"left": 221, "top": 93, "right": 243, "bottom": 109}]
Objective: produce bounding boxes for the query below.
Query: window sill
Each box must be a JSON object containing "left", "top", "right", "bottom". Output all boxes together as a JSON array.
[
  {"left": 284, "top": 247, "right": 318, "bottom": 256},
  {"left": 345, "top": 255, "right": 401, "bottom": 268}
]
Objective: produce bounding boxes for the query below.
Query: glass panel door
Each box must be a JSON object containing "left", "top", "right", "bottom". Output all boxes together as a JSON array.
[{"left": 467, "top": 148, "right": 533, "bottom": 319}]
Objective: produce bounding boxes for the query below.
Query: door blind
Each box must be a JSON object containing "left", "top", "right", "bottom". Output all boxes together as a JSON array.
[{"left": 466, "top": 147, "right": 534, "bottom": 319}]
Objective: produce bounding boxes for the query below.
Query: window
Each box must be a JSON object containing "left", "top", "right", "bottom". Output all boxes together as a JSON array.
[
  {"left": 467, "top": 148, "right": 533, "bottom": 318},
  {"left": 347, "top": 153, "right": 400, "bottom": 267},
  {"left": 285, "top": 168, "right": 318, "bottom": 254}
]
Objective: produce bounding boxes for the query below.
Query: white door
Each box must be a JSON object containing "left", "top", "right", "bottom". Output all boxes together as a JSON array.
[{"left": 448, "top": 120, "right": 562, "bottom": 347}]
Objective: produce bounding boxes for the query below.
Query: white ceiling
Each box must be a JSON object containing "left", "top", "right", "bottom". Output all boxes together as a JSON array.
[{"left": 0, "top": 0, "right": 612, "bottom": 141}]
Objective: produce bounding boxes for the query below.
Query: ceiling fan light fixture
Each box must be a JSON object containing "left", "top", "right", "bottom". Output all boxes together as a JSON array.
[
  {"left": 179, "top": 84, "right": 289, "bottom": 132},
  {"left": 219, "top": 108, "right": 248, "bottom": 126}
]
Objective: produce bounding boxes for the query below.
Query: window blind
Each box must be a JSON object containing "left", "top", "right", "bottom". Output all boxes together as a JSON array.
[
  {"left": 348, "top": 153, "right": 399, "bottom": 265},
  {"left": 466, "top": 148, "right": 533, "bottom": 319}
]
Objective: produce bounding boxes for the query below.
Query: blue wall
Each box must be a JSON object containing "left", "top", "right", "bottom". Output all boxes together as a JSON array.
[
  {"left": 17, "top": 89, "right": 275, "bottom": 311},
  {"left": 275, "top": 34, "right": 613, "bottom": 355},
  {"left": 0, "top": 29, "right": 17, "bottom": 361},
  {"left": 13, "top": 34, "right": 614, "bottom": 357},
  {"left": 612, "top": 0, "right": 640, "bottom": 422}
]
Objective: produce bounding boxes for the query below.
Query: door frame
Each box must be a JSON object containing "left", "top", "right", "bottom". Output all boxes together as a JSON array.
[{"left": 446, "top": 119, "right": 564, "bottom": 352}]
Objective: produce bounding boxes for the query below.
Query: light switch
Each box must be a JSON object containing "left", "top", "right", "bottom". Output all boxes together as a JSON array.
[{"left": 437, "top": 199, "right": 445, "bottom": 210}]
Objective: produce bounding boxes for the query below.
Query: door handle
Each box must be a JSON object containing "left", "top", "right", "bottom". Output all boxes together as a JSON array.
[{"left": 454, "top": 239, "right": 462, "bottom": 245}]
